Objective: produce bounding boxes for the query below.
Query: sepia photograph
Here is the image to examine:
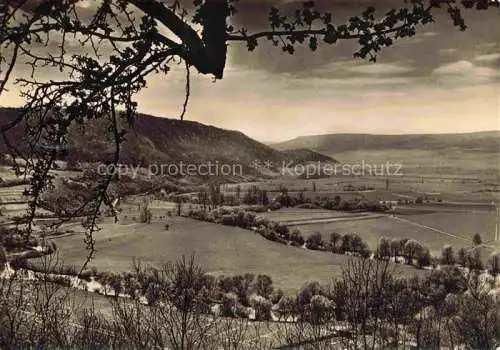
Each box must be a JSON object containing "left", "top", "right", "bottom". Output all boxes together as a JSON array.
[{"left": 0, "top": 0, "right": 499, "bottom": 348}]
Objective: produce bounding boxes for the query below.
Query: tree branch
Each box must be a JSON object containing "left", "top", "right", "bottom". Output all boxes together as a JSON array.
[{"left": 129, "top": 0, "right": 214, "bottom": 76}]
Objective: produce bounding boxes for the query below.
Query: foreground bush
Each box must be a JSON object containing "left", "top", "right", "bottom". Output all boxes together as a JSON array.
[{"left": 1, "top": 255, "right": 499, "bottom": 349}]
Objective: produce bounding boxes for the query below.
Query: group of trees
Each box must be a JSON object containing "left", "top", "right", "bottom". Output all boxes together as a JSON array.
[
  {"left": 197, "top": 184, "right": 441, "bottom": 214},
  {"left": 304, "top": 232, "right": 371, "bottom": 258},
  {"left": 0, "top": 227, "right": 40, "bottom": 252},
  {"left": 375, "top": 233, "right": 500, "bottom": 275},
  {"left": 316, "top": 195, "right": 389, "bottom": 212},
  {"left": 138, "top": 199, "right": 153, "bottom": 224},
  {"left": 198, "top": 183, "right": 225, "bottom": 210},
  {"left": 185, "top": 205, "right": 500, "bottom": 276},
  {"left": 185, "top": 206, "right": 308, "bottom": 247},
  {"left": 196, "top": 183, "right": 390, "bottom": 215},
  {"left": 441, "top": 242, "right": 500, "bottom": 275},
  {"left": 2, "top": 254, "right": 499, "bottom": 349},
  {"left": 214, "top": 185, "right": 290, "bottom": 208},
  {"left": 196, "top": 184, "right": 271, "bottom": 208},
  {"left": 376, "top": 237, "right": 432, "bottom": 267},
  {"left": 241, "top": 186, "right": 270, "bottom": 206}
]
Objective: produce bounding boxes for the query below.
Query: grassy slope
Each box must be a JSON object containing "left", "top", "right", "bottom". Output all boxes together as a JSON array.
[
  {"left": 0, "top": 107, "right": 335, "bottom": 169},
  {"left": 47, "top": 217, "right": 422, "bottom": 294}
]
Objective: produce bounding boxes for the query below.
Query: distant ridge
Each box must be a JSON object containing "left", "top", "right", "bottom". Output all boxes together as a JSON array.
[
  {"left": 0, "top": 107, "right": 336, "bottom": 172},
  {"left": 272, "top": 131, "right": 500, "bottom": 154}
]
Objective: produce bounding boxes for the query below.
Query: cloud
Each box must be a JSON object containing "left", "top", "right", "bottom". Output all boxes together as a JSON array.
[
  {"left": 474, "top": 53, "right": 500, "bottom": 64},
  {"left": 439, "top": 48, "right": 459, "bottom": 55},
  {"left": 431, "top": 60, "right": 499, "bottom": 86},
  {"left": 433, "top": 61, "right": 475, "bottom": 75},
  {"left": 346, "top": 63, "right": 415, "bottom": 75}
]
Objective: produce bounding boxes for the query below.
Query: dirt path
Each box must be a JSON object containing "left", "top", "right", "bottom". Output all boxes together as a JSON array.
[{"left": 389, "top": 216, "right": 470, "bottom": 242}]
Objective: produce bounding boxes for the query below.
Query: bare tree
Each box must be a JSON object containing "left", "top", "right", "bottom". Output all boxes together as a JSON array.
[{"left": 335, "top": 258, "right": 397, "bottom": 350}]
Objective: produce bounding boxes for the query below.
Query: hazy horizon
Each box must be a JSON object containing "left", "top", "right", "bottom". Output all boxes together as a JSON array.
[{"left": 1, "top": 103, "right": 499, "bottom": 144}]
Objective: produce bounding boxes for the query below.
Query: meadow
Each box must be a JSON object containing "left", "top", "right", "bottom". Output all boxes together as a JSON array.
[
  {"left": 224, "top": 173, "right": 499, "bottom": 205},
  {"left": 293, "top": 208, "right": 497, "bottom": 255},
  {"left": 332, "top": 149, "right": 500, "bottom": 177},
  {"left": 257, "top": 208, "right": 361, "bottom": 223},
  {"left": 46, "top": 216, "right": 422, "bottom": 294}
]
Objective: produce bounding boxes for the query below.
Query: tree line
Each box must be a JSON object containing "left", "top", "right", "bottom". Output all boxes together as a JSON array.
[{"left": 1, "top": 253, "right": 499, "bottom": 349}]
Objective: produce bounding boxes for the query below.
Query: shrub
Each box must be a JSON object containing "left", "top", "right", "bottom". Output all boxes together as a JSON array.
[
  {"left": 139, "top": 202, "right": 152, "bottom": 224},
  {"left": 404, "top": 239, "right": 424, "bottom": 265},
  {"left": 457, "top": 248, "right": 468, "bottom": 266},
  {"left": 390, "top": 238, "right": 407, "bottom": 258},
  {"left": 40, "top": 274, "right": 72, "bottom": 287},
  {"left": 221, "top": 292, "right": 239, "bottom": 317},
  {"left": 218, "top": 276, "right": 235, "bottom": 294},
  {"left": 243, "top": 211, "right": 256, "bottom": 227},
  {"left": 254, "top": 216, "right": 269, "bottom": 228},
  {"left": 291, "top": 229, "right": 305, "bottom": 246},
  {"left": 234, "top": 210, "right": 247, "bottom": 228},
  {"left": 248, "top": 205, "right": 266, "bottom": 213},
  {"left": 270, "top": 288, "right": 284, "bottom": 304},
  {"left": 416, "top": 248, "right": 432, "bottom": 268},
  {"left": 297, "top": 281, "right": 325, "bottom": 307},
  {"left": 267, "top": 201, "right": 281, "bottom": 211},
  {"left": 358, "top": 245, "right": 371, "bottom": 259},
  {"left": 297, "top": 203, "right": 320, "bottom": 209},
  {"left": 330, "top": 232, "right": 342, "bottom": 253},
  {"left": 249, "top": 295, "right": 272, "bottom": 321},
  {"left": 488, "top": 253, "right": 500, "bottom": 275},
  {"left": 441, "top": 245, "right": 455, "bottom": 266},
  {"left": 2, "top": 232, "right": 24, "bottom": 251},
  {"left": 341, "top": 233, "right": 370, "bottom": 256},
  {"left": 376, "top": 238, "right": 391, "bottom": 260},
  {"left": 306, "top": 232, "right": 324, "bottom": 250},
  {"left": 465, "top": 249, "right": 484, "bottom": 271},
  {"left": 253, "top": 274, "right": 274, "bottom": 298},
  {"left": 276, "top": 296, "right": 297, "bottom": 320},
  {"left": 472, "top": 233, "right": 483, "bottom": 246},
  {"left": 220, "top": 214, "right": 236, "bottom": 226},
  {"left": 107, "top": 273, "right": 124, "bottom": 295},
  {"left": 275, "top": 236, "right": 288, "bottom": 245},
  {"left": 234, "top": 304, "right": 251, "bottom": 318},
  {"left": 260, "top": 229, "right": 278, "bottom": 242},
  {"left": 309, "top": 294, "right": 334, "bottom": 325},
  {"left": 275, "top": 223, "right": 290, "bottom": 239}
]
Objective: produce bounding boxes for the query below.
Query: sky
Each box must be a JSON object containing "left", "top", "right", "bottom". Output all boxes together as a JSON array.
[{"left": 2, "top": 0, "right": 500, "bottom": 142}]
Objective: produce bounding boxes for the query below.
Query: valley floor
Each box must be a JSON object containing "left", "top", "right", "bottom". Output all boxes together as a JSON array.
[{"left": 44, "top": 216, "right": 424, "bottom": 294}]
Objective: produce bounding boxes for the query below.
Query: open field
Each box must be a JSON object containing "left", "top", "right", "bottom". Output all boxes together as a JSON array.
[
  {"left": 293, "top": 208, "right": 497, "bottom": 255},
  {"left": 0, "top": 184, "right": 28, "bottom": 203},
  {"left": 1, "top": 159, "right": 498, "bottom": 295},
  {"left": 396, "top": 209, "right": 496, "bottom": 237},
  {"left": 224, "top": 174, "right": 499, "bottom": 205},
  {"left": 257, "top": 208, "right": 362, "bottom": 222},
  {"left": 45, "top": 217, "right": 423, "bottom": 294},
  {"left": 332, "top": 149, "right": 500, "bottom": 177}
]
